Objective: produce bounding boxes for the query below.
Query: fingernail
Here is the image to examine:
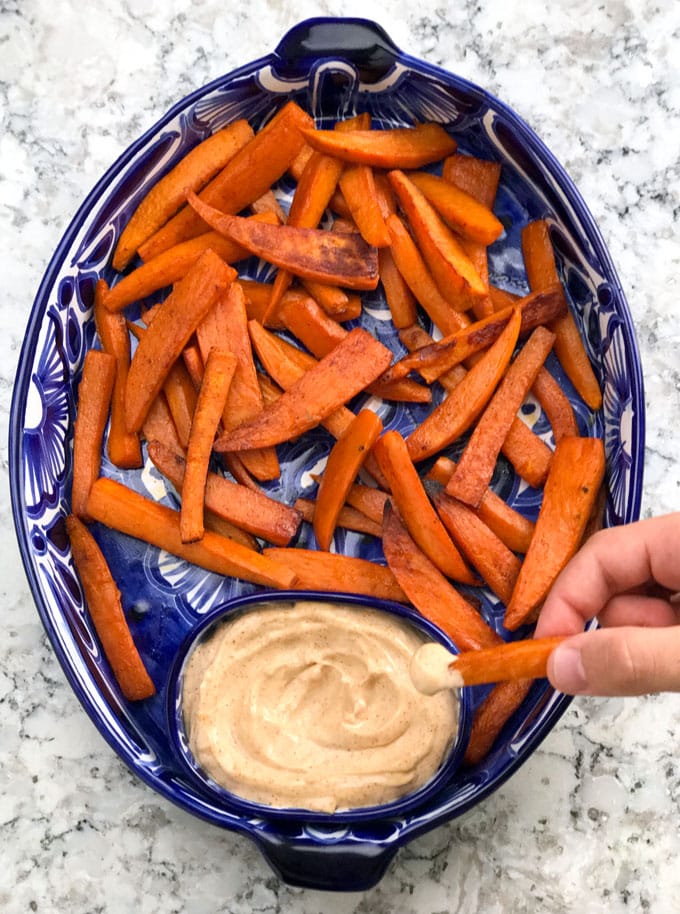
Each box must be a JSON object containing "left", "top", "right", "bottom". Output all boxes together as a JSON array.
[{"left": 550, "top": 645, "right": 588, "bottom": 694}]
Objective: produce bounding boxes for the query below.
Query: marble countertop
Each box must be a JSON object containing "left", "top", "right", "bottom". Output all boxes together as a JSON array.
[{"left": 2, "top": 1, "right": 679, "bottom": 911}]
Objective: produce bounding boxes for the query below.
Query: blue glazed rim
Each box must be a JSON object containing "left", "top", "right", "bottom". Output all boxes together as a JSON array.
[
  {"left": 9, "top": 17, "right": 645, "bottom": 891},
  {"left": 167, "top": 590, "right": 473, "bottom": 824}
]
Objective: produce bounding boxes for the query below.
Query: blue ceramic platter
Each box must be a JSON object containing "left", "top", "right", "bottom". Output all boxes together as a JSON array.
[{"left": 9, "top": 18, "right": 644, "bottom": 892}]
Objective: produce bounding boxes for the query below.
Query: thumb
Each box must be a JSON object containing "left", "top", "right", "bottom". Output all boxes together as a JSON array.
[{"left": 547, "top": 626, "right": 680, "bottom": 696}]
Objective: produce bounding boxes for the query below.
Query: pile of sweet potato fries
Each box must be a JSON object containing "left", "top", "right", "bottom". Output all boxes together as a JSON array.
[{"left": 68, "top": 100, "right": 606, "bottom": 766}]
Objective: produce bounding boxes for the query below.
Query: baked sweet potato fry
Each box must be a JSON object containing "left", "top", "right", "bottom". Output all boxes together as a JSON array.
[
  {"left": 504, "top": 435, "right": 606, "bottom": 630},
  {"left": 197, "top": 282, "right": 280, "bottom": 480},
  {"left": 343, "top": 483, "right": 390, "bottom": 526},
  {"left": 141, "top": 393, "right": 184, "bottom": 455},
  {"left": 66, "top": 515, "right": 155, "bottom": 700},
  {"left": 148, "top": 442, "right": 301, "bottom": 546},
  {"left": 261, "top": 548, "right": 406, "bottom": 602},
  {"left": 125, "top": 249, "right": 235, "bottom": 433},
  {"left": 87, "top": 477, "right": 297, "bottom": 589},
  {"left": 187, "top": 194, "right": 380, "bottom": 291},
  {"left": 162, "top": 359, "right": 198, "bottom": 449},
  {"left": 425, "top": 457, "right": 535, "bottom": 554},
  {"left": 435, "top": 492, "right": 521, "bottom": 604},
  {"left": 294, "top": 498, "right": 382, "bottom": 538},
  {"left": 313, "top": 409, "right": 383, "bottom": 550},
  {"left": 139, "top": 101, "right": 314, "bottom": 259},
  {"left": 180, "top": 349, "right": 237, "bottom": 544},
  {"left": 464, "top": 679, "right": 533, "bottom": 766},
  {"left": 522, "top": 220, "right": 602, "bottom": 410},
  {"left": 338, "top": 165, "right": 391, "bottom": 248},
  {"left": 71, "top": 349, "right": 116, "bottom": 521},
  {"left": 407, "top": 171, "right": 504, "bottom": 246},
  {"left": 500, "top": 417, "right": 553, "bottom": 489},
  {"left": 381, "top": 285, "right": 565, "bottom": 385},
  {"left": 378, "top": 246, "right": 418, "bottom": 329},
  {"left": 301, "top": 122, "right": 457, "bottom": 168},
  {"left": 112, "top": 119, "right": 254, "bottom": 270},
  {"left": 373, "top": 431, "right": 475, "bottom": 584},
  {"left": 445, "top": 325, "right": 556, "bottom": 507},
  {"left": 406, "top": 307, "right": 522, "bottom": 462},
  {"left": 215, "top": 328, "right": 392, "bottom": 452},
  {"left": 278, "top": 294, "right": 429, "bottom": 403},
  {"left": 532, "top": 367, "right": 579, "bottom": 442},
  {"left": 386, "top": 214, "right": 469, "bottom": 335},
  {"left": 202, "top": 513, "right": 259, "bottom": 552},
  {"left": 388, "top": 170, "right": 486, "bottom": 304},
  {"left": 442, "top": 153, "right": 502, "bottom": 210},
  {"left": 382, "top": 503, "right": 501, "bottom": 650},
  {"left": 105, "top": 216, "right": 276, "bottom": 313},
  {"left": 93, "top": 280, "right": 142, "bottom": 468},
  {"left": 265, "top": 149, "right": 345, "bottom": 321},
  {"left": 449, "top": 637, "right": 565, "bottom": 687}
]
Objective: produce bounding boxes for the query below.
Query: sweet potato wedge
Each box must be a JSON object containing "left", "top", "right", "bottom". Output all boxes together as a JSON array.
[
  {"left": 93, "top": 280, "right": 142, "bottom": 468},
  {"left": 265, "top": 149, "right": 345, "bottom": 321},
  {"left": 338, "top": 165, "right": 391, "bottom": 248},
  {"left": 378, "top": 246, "right": 417, "bottom": 329},
  {"left": 500, "top": 418, "right": 553, "bottom": 489},
  {"left": 464, "top": 680, "right": 533, "bottom": 766},
  {"left": 373, "top": 431, "right": 475, "bottom": 584},
  {"left": 261, "top": 548, "right": 406, "bottom": 602},
  {"left": 445, "top": 325, "right": 556, "bottom": 507},
  {"left": 197, "top": 282, "right": 280, "bottom": 480},
  {"left": 162, "top": 359, "right": 198, "bottom": 449},
  {"left": 425, "top": 457, "right": 535, "bottom": 554},
  {"left": 532, "top": 367, "right": 579, "bottom": 443},
  {"left": 522, "top": 220, "right": 602, "bottom": 410},
  {"left": 105, "top": 216, "right": 276, "bottom": 313},
  {"left": 442, "top": 153, "right": 502, "bottom": 210},
  {"left": 313, "top": 409, "right": 383, "bottom": 550},
  {"left": 406, "top": 307, "right": 522, "bottom": 462},
  {"left": 148, "top": 441, "right": 301, "bottom": 546},
  {"left": 188, "top": 194, "right": 380, "bottom": 291},
  {"left": 214, "top": 328, "right": 392, "bottom": 451},
  {"left": 141, "top": 393, "right": 185, "bottom": 456},
  {"left": 180, "top": 349, "right": 237, "bottom": 543},
  {"left": 389, "top": 170, "right": 486, "bottom": 305},
  {"left": 66, "top": 515, "right": 155, "bottom": 700},
  {"left": 301, "top": 122, "right": 457, "bottom": 168},
  {"left": 125, "top": 249, "right": 236, "bottom": 433},
  {"left": 408, "top": 171, "right": 504, "bottom": 246},
  {"left": 112, "top": 119, "right": 254, "bottom": 270},
  {"left": 504, "top": 435, "right": 606, "bottom": 630},
  {"left": 386, "top": 214, "right": 469, "bottom": 335},
  {"left": 294, "top": 498, "right": 382, "bottom": 539},
  {"left": 381, "top": 285, "right": 565, "bottom": 385},
  {"left": 435, "top": 492, "right": 521, "bottom": 604},
  {"left": 71, "top": 349, "right": 116, "bottom": 521},
  {"left": 451, "top": 637, "right": 565, "bottom": 687},
  {"left": 139, "top": 101, "right": 314, "bottom": 259},
  {"left": 87, "top": 477, "right": 297, "bottom": 590},
  {"left": 381, "top": 503, "right": 501, "bottom": 650}
]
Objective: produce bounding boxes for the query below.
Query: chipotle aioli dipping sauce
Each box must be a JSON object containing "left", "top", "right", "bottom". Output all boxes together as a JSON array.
[{"left": 182, "top": 600, "right": 459, "bottom": 813}]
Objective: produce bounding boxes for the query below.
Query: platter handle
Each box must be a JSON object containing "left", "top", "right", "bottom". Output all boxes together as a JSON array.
[{"left": 274, "top": 17, "right": 401, "bottom": 82}]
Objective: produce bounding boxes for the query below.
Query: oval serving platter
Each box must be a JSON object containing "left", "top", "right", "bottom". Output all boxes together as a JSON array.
[{"left": 9, "top": 17, "right": 644, "bottom": 891}]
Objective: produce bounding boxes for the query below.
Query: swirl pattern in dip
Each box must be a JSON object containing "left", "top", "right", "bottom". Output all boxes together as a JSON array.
[{"left": 182, "top": 601, "right": 459, "bottom": 813}]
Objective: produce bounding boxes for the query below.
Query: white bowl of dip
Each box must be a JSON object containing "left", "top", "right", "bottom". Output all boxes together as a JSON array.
[{"left": 167, "top": 590, "right": 472, "bottom": 822}]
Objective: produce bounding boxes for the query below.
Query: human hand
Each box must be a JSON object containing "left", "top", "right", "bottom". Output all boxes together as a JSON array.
[{"left": 534, "top": 514, "right": 680, "bottom": 696}]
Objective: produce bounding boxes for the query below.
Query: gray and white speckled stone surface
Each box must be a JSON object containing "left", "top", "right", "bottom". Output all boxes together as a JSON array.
[{"left": 1, "top": 1, "right": 679, "bottom": 911}]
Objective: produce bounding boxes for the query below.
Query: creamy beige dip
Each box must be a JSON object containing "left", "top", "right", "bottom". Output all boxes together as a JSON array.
[{"left": 182, "top": 601, "right": 459, "bottom": 813}]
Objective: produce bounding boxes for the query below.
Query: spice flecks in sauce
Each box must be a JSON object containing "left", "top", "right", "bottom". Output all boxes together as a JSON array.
[{"left": 182, "top": 601, "right": 459, "bottom": 813}]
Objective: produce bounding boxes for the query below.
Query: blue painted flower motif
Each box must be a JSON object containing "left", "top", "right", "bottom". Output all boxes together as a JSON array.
[{"left": 23, "top": 309, "right": 71, "bottom": 516}]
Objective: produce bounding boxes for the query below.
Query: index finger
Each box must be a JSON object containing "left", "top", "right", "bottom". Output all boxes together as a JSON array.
[{"left": 534, "top": 513, "right": 680, "bottom": 638}]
